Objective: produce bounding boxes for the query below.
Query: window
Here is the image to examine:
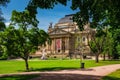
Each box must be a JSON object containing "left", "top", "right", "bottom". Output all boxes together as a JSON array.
[
  {"left": 82, "top": 36, "right": 86, "bottom": 42},
  {"left": 77, "top": 37, "right": 80, "bottom": 42},
  {"left": 58, "top": 50, "right": 60, "bottom": 53}
]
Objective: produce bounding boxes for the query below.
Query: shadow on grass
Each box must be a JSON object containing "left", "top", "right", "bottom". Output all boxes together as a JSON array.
[
  {"left": 102, "top": 76, "right": 120, "bottom": 80},
  {"left": 0, "top": 74, "right": 40, "bottom": 80},
  {"left": 30, "top": 67, "right": 78, "bottom": 72},
  {"left": 18, "top": 67, "right": 79, "bottom": 72},
  {"left": 29, "top": 73, "right": 102, "bottom": 80},
  {"left": 0, "top": 73, "right": 102, "bottom": 80},
  {"left": 0, "top": 71, "right": 119, "bottom": 80},
  {"left": 18, "top": 67, "right": 94, "bottom": 73}
]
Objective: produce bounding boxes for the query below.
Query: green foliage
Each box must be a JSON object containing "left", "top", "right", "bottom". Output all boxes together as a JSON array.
[
  {"left": 26, "top": 0, "right": 67, "bottom": 20},
  {"left": 116, "top": 45, "right": 120, "bottom": 55},
  {"left": 1, "top": 25, "right": 50, "bottom": 70},
  {"left": 71, "top": 0, "right": 120, "bottom": 30},
  {"left": 0, "top": 22, "right": 7, "bottom": 59},
  {"left": 103, "top": 29, "right": 114, "bottom": 58},
  {"left": 11, "top": 10, "right": 39, "bottom": 28},
  {"left": 88, "top": 28, "right": 106, "bottom": 62},
  {"left": 71, "top": 1, "right": 120, "bottom": 59},
  {"left": 113, "top": 29, "right": 120, "bottom": 44},
  {"left": 71, "top": 0, "right": 120, "bottom": 60},
  {"left": 111, "top": 29, "right": 120, "bottom": 59},
  {"left": 0, "top": 9, "right": 50, "bottom": 71},
  {"left": 0, "top": 22, "right": 6, "bottom": 31},
  {"left": 89, "top": 40, "right": 97, "bottom": 53},
  {"left": 0, "top": 46, "right": 8, "bottom": 60},
  {"left": 27, "top": 0, "right": 67, "bottom": 9},
  {"left": 89, "top": 35, "right": 104, "bottom": 53}
]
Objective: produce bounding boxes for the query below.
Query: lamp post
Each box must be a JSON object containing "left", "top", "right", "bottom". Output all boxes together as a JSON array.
[
  {"left": 74, "top": 24, "right": 85, "bottom": 69},
  {"left": 79, "top": 46, "right": 85, "bottom": 69}
]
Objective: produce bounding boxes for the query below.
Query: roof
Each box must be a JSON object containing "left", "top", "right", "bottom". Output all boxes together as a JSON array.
[{"left": 58, "top": 14, "right": 74, "bottom": 23}]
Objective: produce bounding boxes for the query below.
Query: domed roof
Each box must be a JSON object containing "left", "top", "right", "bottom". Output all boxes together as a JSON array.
[{"left": 58, "top": 14, "right": 74, "bottom": 23}]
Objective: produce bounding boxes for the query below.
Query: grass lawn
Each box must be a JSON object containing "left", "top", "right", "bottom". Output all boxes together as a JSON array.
[
  {"left": 0, "top": 59, "right": 120, "bottom": 74},
  {"left": 102, "top": 69, "right": 120, "bottom": 80},
  {"left": 0, "top": 59, "right": 120, "bottom": 80}
]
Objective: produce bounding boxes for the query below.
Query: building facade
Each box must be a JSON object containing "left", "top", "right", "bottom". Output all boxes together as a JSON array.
[{"left": 36, "top": 14, "right": 95, "bottom": 58}]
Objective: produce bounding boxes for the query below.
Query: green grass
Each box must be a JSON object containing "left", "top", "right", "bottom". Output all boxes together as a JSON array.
[
  {"left": 0, "top": 59, "right": 120, "bottom": 80},
  {"left": 102, "top": 69, "right": 120, "bottom": 80},
  {"left": 0, "top": 59, "right": 119, "bottom": 74}
]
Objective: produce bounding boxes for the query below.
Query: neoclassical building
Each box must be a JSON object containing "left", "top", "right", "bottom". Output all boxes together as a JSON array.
[{"left": 36, "top": 14, "right": 95, "bottom": 58}]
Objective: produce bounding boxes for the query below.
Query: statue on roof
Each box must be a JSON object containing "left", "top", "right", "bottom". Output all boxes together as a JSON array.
[{"left": 49, "top": 22, "right": 53, "bottom": 28}]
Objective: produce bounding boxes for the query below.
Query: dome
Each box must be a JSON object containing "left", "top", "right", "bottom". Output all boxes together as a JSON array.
[{"left": 58, "top": 14, "right": 74, "bottom": 23}]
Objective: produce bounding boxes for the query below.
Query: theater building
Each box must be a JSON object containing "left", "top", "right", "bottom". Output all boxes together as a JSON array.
[{"left": 36, "top": 14, "right": 95, "bottom": 58}]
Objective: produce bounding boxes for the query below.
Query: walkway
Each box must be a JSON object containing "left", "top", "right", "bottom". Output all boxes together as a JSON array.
[
  {"left": 31, "top": 64, "right": 120, "bottom": 80},
  {"left": 0, "top": 64, "right": 120, "bottom": 80}
]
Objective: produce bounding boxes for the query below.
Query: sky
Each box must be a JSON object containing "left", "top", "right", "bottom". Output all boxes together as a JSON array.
[{"left": 1, "top": 0, "right": 78, "bottom": 31}]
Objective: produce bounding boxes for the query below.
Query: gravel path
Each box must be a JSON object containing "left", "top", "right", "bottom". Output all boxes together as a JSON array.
[
  {"left": 0, "top": 64, "right": 120, "bottom": 80},
  {"left": 31, "top": 64, "right": 120, "bottom": 80}
]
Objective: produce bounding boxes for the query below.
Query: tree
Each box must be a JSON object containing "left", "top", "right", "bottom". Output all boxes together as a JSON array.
[
  {"left": 102, "top": 28, "right": 114, "bottom": 60},
  {"left": 26, "top": 0, "right": 67, "bottom": 11},
  {"left": 88, "top": 28, "right": 106, "bottom": 63},
  {"left": 116, "top": 44, "right": 120, "bottom": 59},
  {"left": 0, "top": 22, "right": 6, "bottom": 31},
  {"left": 70, "top": 0, "right": 120, "bottom": 61},
  {"left": 0, "top": 26, "right": 17, "bottom": 59},
  {"left": 1, "top": 10, "right": 50, "bottom": 71},
  {"left": 1, "top": 0, "right": 67, "bottom": 22},
  {"left": 71, "top": 0, "right": 120, "bottom": 30},
  {"left": 1, "top": 25, "right": 50, "bottom": 71},
  {"left": 0, "top": 22, "right": 6, "bottom": 59},
  {"left": 25, "top": 0, "right": 68, "bottom": 24},
  {"left": 112, "top": 29, "right": 120, "bottom": 59}
]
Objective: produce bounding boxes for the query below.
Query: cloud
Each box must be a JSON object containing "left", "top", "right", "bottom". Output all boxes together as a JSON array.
[{"left": 5, "top": 22, "right": 10, "bottom": 26}]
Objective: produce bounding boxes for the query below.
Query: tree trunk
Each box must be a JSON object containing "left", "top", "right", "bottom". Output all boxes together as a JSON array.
[
  {"left": 103, "top": 53, "right": 106, "bottom": 61},
  {"left": 108, "top": 53, "right": 111, "bottom": 60},
  {"left": 25, "top": 59, "right": 29, "bottom": 71},
  {"left": 95, "top": 54, "right": 99, "bottom": 63}
]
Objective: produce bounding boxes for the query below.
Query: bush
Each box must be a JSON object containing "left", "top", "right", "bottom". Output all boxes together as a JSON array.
[
  {"left": 0, "top": 56, "right": 7, "bottom": 60},
  {"left": 0, "top": 53, "right": 8, "bottom": 60}
]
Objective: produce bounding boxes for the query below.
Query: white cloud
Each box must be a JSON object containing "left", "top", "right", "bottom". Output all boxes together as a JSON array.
[{"left": 5, "top": 22, "right": 10, "bottom": 26}]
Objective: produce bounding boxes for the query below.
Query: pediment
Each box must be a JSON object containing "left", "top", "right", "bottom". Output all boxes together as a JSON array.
[{"left": 49, "top": 28, "right": 69, "bottom": 35}]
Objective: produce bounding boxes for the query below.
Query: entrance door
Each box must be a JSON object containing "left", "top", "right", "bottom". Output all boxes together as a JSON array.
[{"left": 56, "top": 39, "right": 61, "bottom": 53}]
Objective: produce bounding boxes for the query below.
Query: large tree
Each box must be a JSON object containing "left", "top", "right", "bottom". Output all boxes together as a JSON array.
[
  {"left": 1, "top": 10, "right": 50, "bottom": 71},
  {"left": 25, "top": 0, "right": 68, "bottom": 23},
  {"left": 112, "top": 29, "right": 120, "bottom": 59},
  {"left": 0, "top": 1, "right": 9, "bottom": 56},
  {"left": 0, "top": 22, "right": 6, "bottom": 59},
  {"left": 71, "top": 0, "right": 120, "bottom": 60},
  {"left": 88, "top": 28, "right": 106, "bottom": 63},
  {"left": 102, "top": 28, "right": 114, "bottom": 60},
  {"left": 1, "top": 26, "right": 49, "bottom": 71},
  {"left": 71, "top": 0, "right": 120, "bottom": 29}
]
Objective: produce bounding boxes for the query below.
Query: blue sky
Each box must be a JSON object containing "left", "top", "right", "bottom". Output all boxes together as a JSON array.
[{"left": 2, "top": 0, "right": 78, "bottom": 31}]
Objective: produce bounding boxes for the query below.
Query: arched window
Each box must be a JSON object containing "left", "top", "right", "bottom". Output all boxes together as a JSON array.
[
  {"left": 82, "top": 36, "right": 86, "bottom": 42},
  {"left": 77, "top": 37, "right": 80, "bottom": 42}
]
